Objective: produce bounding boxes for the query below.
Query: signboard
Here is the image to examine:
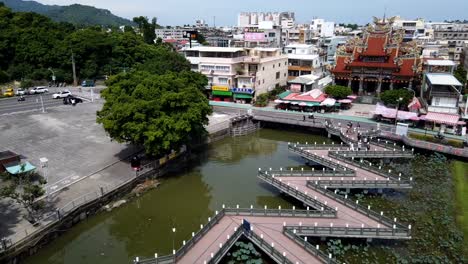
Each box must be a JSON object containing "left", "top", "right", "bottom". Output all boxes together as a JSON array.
[
  {"left": 290, "top": 84, "right": 301, "bottom": 93},
  {"left": 212, "top": 86, "right": 229, "bottom": 92},
  {"left": 396, "top": 123, "right": 409, "bottom": 136},
  {"left": 244, "top": 32, "right": 266, "bottom": 42},
  {"left": 232, "top": 88, "right": 254, "bottom": 94}
]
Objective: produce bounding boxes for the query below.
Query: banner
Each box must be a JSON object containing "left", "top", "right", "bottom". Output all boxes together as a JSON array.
[
  {"left": 212, "top": 86, "right": 229, "bottom": 91},
  {"left": 290, "top": 84, "right": 301, "bottom": 93},
  {"left": 244, "top": 32, "right": 266, "bottom": 42}
]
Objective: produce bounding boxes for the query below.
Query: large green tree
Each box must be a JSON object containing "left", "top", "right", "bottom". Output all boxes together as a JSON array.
[
  {"left": 380, "top": 89, "right": 413, "bottom": 107},
  {"left": 454, "top": 65, "right": 467, "bottom": 87},
  {"left": 97, "top": 70, "right": 211, "bottom": 156},
  {"left": 324, "top": 85, "right": 352, "bottom": 99}
]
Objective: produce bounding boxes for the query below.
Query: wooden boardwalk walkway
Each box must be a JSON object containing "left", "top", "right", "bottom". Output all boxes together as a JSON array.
[{"left": 135, "top": 124, "right": 414, "bottom": 264}]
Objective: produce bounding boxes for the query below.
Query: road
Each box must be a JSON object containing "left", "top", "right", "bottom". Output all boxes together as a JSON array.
[{"left": 0, "top": 93, "right": 68, "bottom": 115}]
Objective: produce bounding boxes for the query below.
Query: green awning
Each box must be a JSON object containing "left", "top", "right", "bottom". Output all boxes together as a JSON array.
[
  {"left": 5, "top": 162, "right": 36, "bottom": 175},
  {"left": 234, "top": 93, "right": 253, "bottom": 99},
  {"left": 306, "top": 102, "right": 321, "bottom": 106},
  {"left": 334, "top": 103, "right": 341, "bottom": 106},
  {"left": 212, "top": 90, "right": 232, "bottom": 96},
  {"left": 278, "top": 90, "right": 291, "bottom": 99}
]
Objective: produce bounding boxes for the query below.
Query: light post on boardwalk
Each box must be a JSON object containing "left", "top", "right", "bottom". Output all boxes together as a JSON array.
[
  {"left": 395, "top": 97, "right": 403, "bottom": 126},
  {"left": 40, "top": 157, "right": 49, "bottom": 198},
  {"left": 172, "top": 227, "right": 176, "bottom": 261}
]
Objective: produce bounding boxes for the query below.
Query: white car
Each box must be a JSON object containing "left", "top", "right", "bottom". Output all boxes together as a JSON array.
[
  {"left": 15, "top": 88, "right": 26, "bottom": 96},
  {"left": 52, "top": 90, "right": 72, "bottom": 99},
  {"left": 29, "top": 86, "right": 48, "bottom": 94}
]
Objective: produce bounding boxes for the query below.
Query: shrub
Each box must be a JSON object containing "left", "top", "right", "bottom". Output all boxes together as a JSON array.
[
  {"left": 254, "top": 93, "right": 269, "bottom": 107},
  {"left": 20, "top": 79, "right": 34, "bottom": 89},
  {"left": 408, "top": 133, "right": 464, "bottom": 148},
  {"left": 324, "top": 85, "right": 352, "bottom": 99}
]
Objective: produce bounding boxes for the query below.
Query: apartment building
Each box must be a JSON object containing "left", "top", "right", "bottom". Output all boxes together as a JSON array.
[
  {"left": 182, "top": 47, "right": 288, "bottom": 100},
  {"left": 283, "top": 44, "right": 321, "bottom": 79},
  {"left": 238, "top": 12, "right": 295, "bottom": 27},
  {"left": 310, "top": 19, "right": 335, "bottom": 38},
  {"left": 155, "top": 28, "right": 186, "bottom": 40},
  {"left": 392, "top": 17, "right": 430, "bottom": 42},
  {"left": 432, "top": 23, "right": 468, "bottom": 63}
]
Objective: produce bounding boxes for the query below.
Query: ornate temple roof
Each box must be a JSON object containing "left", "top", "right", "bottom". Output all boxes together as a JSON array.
[{"left": 331, "top": 17, "right": 421, "bottom": 78}]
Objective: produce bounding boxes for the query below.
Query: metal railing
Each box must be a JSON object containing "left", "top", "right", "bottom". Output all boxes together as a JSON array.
[
  {"left": 258, "top": 171, "right": 336, "bottom": 214},
  {"left": 267, "top": 169, "right": 355, "bottom": 177},
  {"left": 288, "top": 146, "right": 350, "bottom": 172},
  {"left": 306, "top": 182, "right": 409, "bottom": 230},
  {"left": 331, "top": 150, "right": 413, "bottom": 158},
  {"left": 207, "top": 226, "right": 243, "bottom": 264},
  {"left": 283, "top": 228, "right": 340, "bottom": 264},
  {"left": 285, "top": 225, "right": 410, "bottom": 239},
  {"left": 311, "top": 179, "right": 412, "bottom": 189}
]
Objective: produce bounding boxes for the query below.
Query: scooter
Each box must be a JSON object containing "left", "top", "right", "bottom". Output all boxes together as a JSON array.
[{"left": 17, "top": 96, "right": 25, "bottom": 102}]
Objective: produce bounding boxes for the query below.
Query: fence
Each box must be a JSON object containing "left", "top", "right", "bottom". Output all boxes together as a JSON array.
[
  {"left": 310, "top": 179, "right": 412, "bottom": 189},
  {"left": 288, "top": 145, "right": 350, "bottom": 172},
  {"left": 258, "top": 171, "right": 336, "bottom": 214},
  {"left": 266, "top": 169, "right": 355, "bottom": 178},
  {"left": 284, "top": 225, "right": 410, "bottom": 239}
]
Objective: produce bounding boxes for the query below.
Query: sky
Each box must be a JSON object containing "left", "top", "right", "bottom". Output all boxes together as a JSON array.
[{"left": 35, "top": 0, "right": 468, "bottom": 26}]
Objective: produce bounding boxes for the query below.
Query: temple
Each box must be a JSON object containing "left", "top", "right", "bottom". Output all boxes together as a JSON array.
[{"left": 331, "top": 17, "right": 422, "bottom": 95}]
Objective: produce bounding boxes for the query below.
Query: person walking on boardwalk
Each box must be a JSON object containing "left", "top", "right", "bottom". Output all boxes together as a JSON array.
[{"left": 303, "top": 115, "right": 306, "bottom": 121}]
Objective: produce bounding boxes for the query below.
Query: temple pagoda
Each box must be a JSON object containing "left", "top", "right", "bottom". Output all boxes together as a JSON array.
[{"left": 330, "top": 17, "right": 422, "bottom": 95}]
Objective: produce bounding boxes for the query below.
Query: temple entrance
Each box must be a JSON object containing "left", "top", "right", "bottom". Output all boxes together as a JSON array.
[
  {"left": 381, "top": 78, "right": 391, "bottom": 91},
  {"left": 351, "top": 78, "right": 360, "bottom": 94},
  {"left": 363, "top": 78, "right": 378, "bottom": 94},
  {"left": 393, "top": 80, "right": 408, "bottom": 89},
  {"left": 335, "top": 78, "right": 347, "bottom": 87}
]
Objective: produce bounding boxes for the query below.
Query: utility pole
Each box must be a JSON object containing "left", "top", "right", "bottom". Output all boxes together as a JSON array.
[{"left": 71, "top": 50, "right": 77, "bottom": 87}]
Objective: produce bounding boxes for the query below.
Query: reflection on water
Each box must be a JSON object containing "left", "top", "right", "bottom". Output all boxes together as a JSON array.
[{"left": 25, "top": 129, "right": 331, "bottom": 264}]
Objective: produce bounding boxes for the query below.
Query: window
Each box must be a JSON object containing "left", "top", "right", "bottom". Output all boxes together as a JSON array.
[
  {"left": 218, "top": 78, "right": 228, "bottom": 84},
  {"left": 276, "top": 72, "right": 280, "bottom": 79},
  {"left": 263, "top": 79, "right": 265, "bottom": 84},
  {"left": 288, "top": 50, "right": 292, "bottom": 54},
  {"left": 258, "top": 80, "right": 261, "bottom": 85},
  {"left": 215, "top": 65, "right": 230, "bottom": 72},
  {"left": 200, "top": 65, "right": 215, "bottom": 72},
  {"left": 278, "top": 63, "right": 281, "bottom": 67},
  {"left": 269, "top": 32, "right": 275, "bottom": 37},
  {"left": 262, "top": 67, "right": 265, "bottom": 71},
  {"left": 284, "top": 73, "right": 287, "bottom": 77},
  {"left": 273, "top": 64, "right": 275, "bottom": 69},
  {"left": 284, "top": 62, "right": 287, "bottom": 66}
]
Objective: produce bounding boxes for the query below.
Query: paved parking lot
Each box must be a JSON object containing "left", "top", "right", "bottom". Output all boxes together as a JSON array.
[{"left": 0, "top": 102, "right": 130, "bottom": 188}]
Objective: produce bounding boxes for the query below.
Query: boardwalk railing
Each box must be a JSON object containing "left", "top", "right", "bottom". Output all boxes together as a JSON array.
[
  {"left": 327, "top": 152, "right": 410, "bottom": 182},
  {"left": 333, "top": 150, "right": 413, "bottom": 158},
  {"left": 207, "top": 226, "right": 243, "bottom": 264},
  {"left": 312, "top": 179, "right": 412, "bottom": 189},
  {"left": 305, "top": 182, "right": 409, "bottom": 230},
  {"left": 285, "top": 225, "right": 410, "bottom": 239},
  {"left": 283, "top": 228, "right": 341, "bottom": 264},
  {"left": 258, "top": 171, "right": 336, "bottom": 214},
  {"left": 288, "top": 146, "right": 350, "bottom": 172},
  {"left": 268, "top": 169, "right": 355, "bottom": 177},
  {"left": 135, "top": 207, "right": 337, "bottom": 264}
]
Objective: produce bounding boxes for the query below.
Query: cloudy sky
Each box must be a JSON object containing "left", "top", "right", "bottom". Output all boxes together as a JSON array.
[{"left": 36, "top": 0, "right": 468, "bottom": 26}]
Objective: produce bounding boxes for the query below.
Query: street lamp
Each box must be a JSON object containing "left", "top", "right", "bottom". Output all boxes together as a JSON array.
[
  {"left": 395, "top": 97, "right": 403, "bottom": 125},
  {"left": 40, "top": 157, "right": 49, "bottom": 198},
  {"left": 47, "top": 68, "right": 56, "bottom": 87},
  {"left": 172, "top": 227, "right": 176, "bottom": 260}
]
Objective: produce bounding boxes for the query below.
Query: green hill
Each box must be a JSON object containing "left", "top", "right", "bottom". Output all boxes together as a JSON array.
[{"left": 1, "top": 0, "right": 134, "bottom": 27}]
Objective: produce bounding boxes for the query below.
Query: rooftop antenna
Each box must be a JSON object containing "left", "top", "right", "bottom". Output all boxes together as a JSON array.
[
  {"left": 213, "top": 16, "right": 216, "bottom": 28},
  {"left": 383, "top": 6, "right": 387, "bottom": 23}
]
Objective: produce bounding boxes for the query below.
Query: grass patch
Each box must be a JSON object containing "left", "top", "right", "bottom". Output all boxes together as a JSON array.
[
  {"left": 452, "top": 160, "right": 468, "bottom": 256},
  {"left": 408, "top": 133, "right": 464, "bottom": 148}
]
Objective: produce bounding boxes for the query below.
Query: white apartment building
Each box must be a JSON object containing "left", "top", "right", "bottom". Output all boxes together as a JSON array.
[
  {"left": 310, "top": 19, "right": 335, "bottom": 38},
  {"left": 283, "top": 44, "right": 322, "bottom": 78},
  {"left": 182, "top": 47, "right": 288, "bottom": 98},
  {"left": 392, "top": 17, "right": 429, "bottom": 42},
  {"left": 432, "top": 23, "right": 468, "bottom": 63},
  {"left": 155, "top": 28, "right": 186, "bottom": 40},
  {"left": 238, "top": 12, "right": 295, "bottom": 27}
]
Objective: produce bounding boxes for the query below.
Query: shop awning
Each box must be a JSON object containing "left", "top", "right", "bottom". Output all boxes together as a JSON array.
[
  {"left": 425, "top": 112, "right": 460, "bottom": 126},
  {"left": 321, "top": 98, "right": 336, "bottom": 106},
  {"left": 307, "top": 102, "right": 321, "bottom": 106},
  {"left": 231, "top": 88, "right": 254, "bottom": 94},
  {"left": 278, "top": 90, "right": 292, "bottom": 99},
  {"left": 212, "top": 90, "right": 232, "bottom": 96},
  {"left": 234, "top": 93, "right": 253, "bottom": 99},
  {"left": 5, "top": 162, "right": 36, "bottom": 175}
]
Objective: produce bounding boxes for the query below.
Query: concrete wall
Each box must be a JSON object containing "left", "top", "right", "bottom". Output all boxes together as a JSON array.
[{"left": 255, "top": 57, "right": 289, "bottom": 95}]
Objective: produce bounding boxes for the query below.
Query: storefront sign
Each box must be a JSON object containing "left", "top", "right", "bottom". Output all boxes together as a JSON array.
[
  {"left": 212, "top": 86, "right": 230, "bottom": 92},
  {"left": 245, "top": 32, "right": 266, "bottom": 42},
  {"left": 232, "top": 88, "right": 254, "bottom": 94}
]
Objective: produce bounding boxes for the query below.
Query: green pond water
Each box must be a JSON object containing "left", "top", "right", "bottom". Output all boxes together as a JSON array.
[{"left": 25, "top": 129, "right": 333, "bottom": 264}]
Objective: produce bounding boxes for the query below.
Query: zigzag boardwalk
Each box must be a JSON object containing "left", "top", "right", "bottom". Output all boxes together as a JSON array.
[{"left": 135, "top": 126, "right": 415, "bottom": 264}]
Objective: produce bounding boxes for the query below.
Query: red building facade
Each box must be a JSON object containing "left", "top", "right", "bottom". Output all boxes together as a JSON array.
[{"left": 331, "top": 17, "right": 422, "bottom": 95}]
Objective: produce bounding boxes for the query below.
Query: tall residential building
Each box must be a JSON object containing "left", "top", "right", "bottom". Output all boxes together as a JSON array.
[
  {"left": 283, "top": 44, "right": 322, "bottom": 79},
  {"left": 182, "top": 47, "right": 288, "bottom": 99},
  {"left": 310, "top": 19, "right": 335, "bottom": 38},
  {"left": 432, "top": 23, "right": 468, "bottom": 63},
  {"left": 331, "top": 17, "right": 421, "bottom": 95},
  {"left": 237, "top": 12, "right": 295, "bottom": 27},
  {"left": 392, "top": 17, "right": 429, "bottom": 42}
]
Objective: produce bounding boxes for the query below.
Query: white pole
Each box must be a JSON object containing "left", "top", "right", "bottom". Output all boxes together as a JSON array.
[
  {"left": 91, "top": 88, "right": 94, "bottom": 102},
  {"left": 40, "top": 95, "right": 45, "bottom": 113}
]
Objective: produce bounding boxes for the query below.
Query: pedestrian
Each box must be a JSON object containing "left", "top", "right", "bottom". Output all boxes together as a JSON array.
[
  {"left": 357, "top": 122, "right": 360, "bottom": 130},
  {"left": 303, "top": 115, "right": 306, "bottom": 121},
  {"left": 357, "top": 133, "right": 361, "bottom": 141},
  {"left": 366, "top": 144, "right": 371, "bottom": 151}
]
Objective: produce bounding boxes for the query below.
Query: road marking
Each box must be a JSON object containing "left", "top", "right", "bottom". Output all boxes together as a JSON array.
[{"left": 50, "top": 185, "right": 58, "bottom": 190}]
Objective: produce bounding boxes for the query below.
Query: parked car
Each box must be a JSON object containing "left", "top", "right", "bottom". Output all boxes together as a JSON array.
[
  {"left": 63, "top": 95, "right": 83, "bottom": 105},
  {"left": 15, "top": 88, "right": 26, "bottom": 96},
  {"left": 3, "top": 88, "right": 14, "bottom": 97},
  {"left": 81, "top": 80, "right": 94, "bottom": 87},
  {"left": 52, "top": 90, "right": 72, "bottom": 99},
  {"left": 29, "top": 86, "right": 48, "bottom": 94}
]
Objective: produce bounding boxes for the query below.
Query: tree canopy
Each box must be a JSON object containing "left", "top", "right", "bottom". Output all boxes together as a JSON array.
[
  {"left": 324, "top": 85, "right": 352, "bottom": 99},
  {"left": 380, "top": 89, "right": 414, "bottom": 107},
  {"left": 97, "top": 70, "right": 211, "bottom": 156},
  {"left": 454, "top": 65, "right": 467, "bottom": 87},
  {"left": 0, "top": 5, "right": 165, "bottom": 84}
]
